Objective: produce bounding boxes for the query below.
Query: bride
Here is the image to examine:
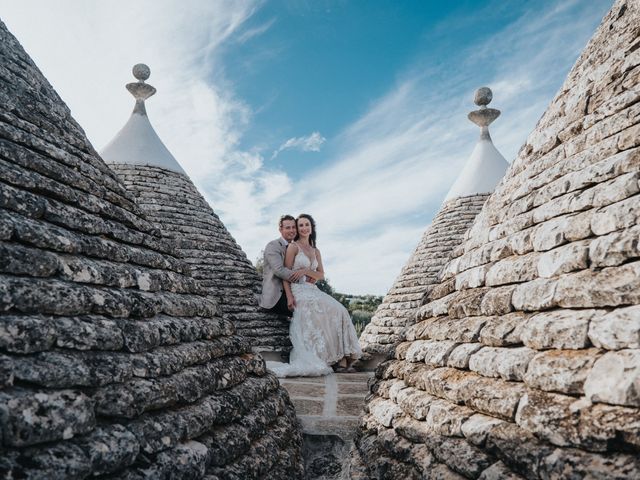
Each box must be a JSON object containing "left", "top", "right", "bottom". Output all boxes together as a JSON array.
[{"left": 267, "top": 214, "right": 362, "bottom": 377}]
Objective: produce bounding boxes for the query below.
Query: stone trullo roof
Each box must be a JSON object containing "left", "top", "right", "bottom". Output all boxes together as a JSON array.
[
  {"left": 101, "top": 64, "right": 186, "bottom": 175},
  {"left": 353, "top": 1, "right": 640, "bottom": 478},
  {"left": 359, "top": 88, "right": 508, "bottom": 361},
  {"left": 444, "top": 87, "right": 509, "bottom": 201},
  {"left": 0, "top": 21, "right": 302, "bottom": 479},
  {"left": 102, "top": 66, "right": 291, "bottom": 356}
]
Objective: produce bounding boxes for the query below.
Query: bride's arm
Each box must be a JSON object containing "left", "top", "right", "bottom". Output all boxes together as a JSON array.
[
  {"left": 283, "top": 244, "right": 298, "bottom": 309},
  {"left": 303, "top": 248, "right": 325, "bottom": 281}
]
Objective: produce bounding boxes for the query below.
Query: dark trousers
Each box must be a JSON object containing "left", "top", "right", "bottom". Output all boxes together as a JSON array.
[{"left": 268, "top": 292, "right": 293, "bottom": 317}]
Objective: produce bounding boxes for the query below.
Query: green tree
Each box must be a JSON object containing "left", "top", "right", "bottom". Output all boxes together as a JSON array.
[
  {"left": 254, "top": 251, "right": 264, "bottom": 275},
  {"left": 351, "top": 309, "right": 374, "bottom": 336},
  {"left": 316, "top": 278, "right": 334, "bottom": 296}
]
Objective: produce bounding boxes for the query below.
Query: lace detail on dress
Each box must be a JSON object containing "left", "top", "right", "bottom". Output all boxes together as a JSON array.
[{"left": 267, "top": 248, "right": 362, "bottom": 378}]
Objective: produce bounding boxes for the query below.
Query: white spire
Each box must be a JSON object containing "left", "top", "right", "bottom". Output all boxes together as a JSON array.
[
  {"left": 101, "top": 64, "right": 186, "bottom": 175},
  {"left": 444, "top": 87, "right": 508, "bottom": 201}
]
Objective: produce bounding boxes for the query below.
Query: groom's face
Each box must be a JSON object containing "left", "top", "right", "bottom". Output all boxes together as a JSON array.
[{"left": 280, "top": 220, "right": 297, "bottom": 242}]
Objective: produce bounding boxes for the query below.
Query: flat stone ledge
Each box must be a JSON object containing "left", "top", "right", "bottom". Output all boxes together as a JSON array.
[
  {"left": 292, "top": 398, "right": 324, "bottom": 415},
  {"left": 299, "top": 415, "right": 361, "bottom": 438}
]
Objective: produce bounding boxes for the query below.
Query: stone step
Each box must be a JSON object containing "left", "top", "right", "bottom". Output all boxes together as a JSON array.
[{"left": 277, "top": 370, "right": 373, "bottom": 478}]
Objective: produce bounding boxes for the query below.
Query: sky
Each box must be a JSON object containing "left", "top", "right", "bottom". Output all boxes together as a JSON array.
[{"left": 0, "top": 0, "right": 612, "bottom": 295}]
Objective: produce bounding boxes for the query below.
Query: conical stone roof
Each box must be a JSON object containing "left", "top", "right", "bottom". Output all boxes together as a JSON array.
[
  {"left": 103, "top": 67, "right": 291, "bottom": 356},
  {"left": 444, "top": 87, "right": 509, "bottom": 201},
  {"left": 359, "top": 89, "right": 508, "bottom": 362},
  {"left": 101, "top": 64, "right": 186, "bottom": 175},
  {"left": 0, "top": 21, "right": 302, "bottom": 479},
  {"left": 359, "top": 195, "right": 489, "bottom": 359},
  {"left": 354, "top": 1, "right": 640, "bottom": 478}
]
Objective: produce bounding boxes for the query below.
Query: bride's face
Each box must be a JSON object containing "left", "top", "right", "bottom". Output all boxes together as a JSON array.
[{"left": 297, "top": 218, "right": 312, "bottom": 238}]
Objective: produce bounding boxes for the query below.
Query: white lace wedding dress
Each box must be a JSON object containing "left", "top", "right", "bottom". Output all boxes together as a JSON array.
[{"left": 267, "top": 249, "right": 362, "bottom": 377}]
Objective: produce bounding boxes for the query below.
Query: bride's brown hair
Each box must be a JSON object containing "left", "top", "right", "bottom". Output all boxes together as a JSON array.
[{"left": 295, "top": 213, "right": 317, "bottom": 247}]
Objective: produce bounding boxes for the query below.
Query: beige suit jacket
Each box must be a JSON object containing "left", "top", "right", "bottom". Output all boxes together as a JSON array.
[{"left": 259, "top": 238, "right": 294, "bottom": 309}]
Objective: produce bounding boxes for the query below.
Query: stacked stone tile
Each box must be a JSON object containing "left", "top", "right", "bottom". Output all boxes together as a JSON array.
[
  {"left": 359, "top": 88, "right": 508, "bottom": 363},
  {"left": 0, "top": 21, "right": 302, "bottom": 479},
  {"left": 102, "top": 66, "right": 291, "bottom": 356},
  {"left": 355, "top": 1, "right": 640, "bottom": 478}
]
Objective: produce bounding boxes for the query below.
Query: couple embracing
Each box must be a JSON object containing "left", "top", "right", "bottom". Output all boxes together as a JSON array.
[{"left": 260, "top": 214, "right": 362, "bottom": 377}]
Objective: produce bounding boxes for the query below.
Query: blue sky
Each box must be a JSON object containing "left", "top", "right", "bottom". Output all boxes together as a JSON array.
[
  {"left": 0, "top": 0, "right": 612, "bottom": 294},
  {"left": 231, "top": 1, "right": 510, "bottom": 173},
  {"left": 229, "top": 1, "right": 439, "bottom": 174}
]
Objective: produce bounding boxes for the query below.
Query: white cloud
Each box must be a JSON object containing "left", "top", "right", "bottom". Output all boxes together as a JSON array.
[
  {"left": 228, "top": 0, "right": 610, "bottom": 295},
  {"left": 271, "top": 131, "right": 326, "bottom": 159},
  {"left": 234, "top": 17, "right": 277, "bottom": 45},
  {"left": 0, "top": 0, "right": 294, "bottom": 262},
  {"left": 0, "top": 0, "right": 611, "bottom": 295},
  {"left": 0, "top": 0, "right": 278, "bottom": 185}
]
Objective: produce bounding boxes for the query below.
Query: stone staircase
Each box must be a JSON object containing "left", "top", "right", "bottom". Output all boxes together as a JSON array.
[{"left": 281, "top": 372, "right": 373, "bottom": 479}]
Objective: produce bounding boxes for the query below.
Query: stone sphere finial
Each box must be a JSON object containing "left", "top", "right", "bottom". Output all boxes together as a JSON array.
[
  {"left": 468, "top": 86, "right": 500, "bottom": 131},
  {"left": 474, "top": 87, "right": 492, "bottom": 106},
  {"left": 127, "top": 64, "right": 155, "bottom": 115},
  {"left": 132, "top": 63, "right": 150, "bottom": 82}
]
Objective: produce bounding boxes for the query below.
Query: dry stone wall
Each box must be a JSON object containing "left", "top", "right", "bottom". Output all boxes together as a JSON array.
[
  {"left": 109, "top": 164, "right": 291, "bottom": 354},
  {"left": 355, "top": 1, "right": 640, "bottom": 478},
  {"left": 360, "top": 194, "right": 488, "bottom": 358},
  {"left": 0, "top": 21, "right": 302, "bottom": 479}
]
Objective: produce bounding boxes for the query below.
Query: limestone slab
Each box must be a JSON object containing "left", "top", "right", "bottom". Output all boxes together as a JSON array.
[
  {"left": 512, "top": 278, "right": 558, "bottom": 311},
  {"left": 469, "top": 346, "right": 536, "bottom": 381},
  {"left": 336, "top": 397, "right": 366, "bottom": 417},
  {"left": 447, "top": 343, "right": 483, "bottom": 369},
  {"left": 555, "top": 261, "right": 640, "bottom": 308},
  {"left": 584, "top": 349, "right": 640, "bottom": 406},
  {"left": 479, "top": 313, "right": 528, "bottom": 347},
  {"left": 520, "top": 309, "right": 598, "bottom": 349},
  {"left": 460, "top": 413, "right": 504, "bottom": 446},
  {"left": 291, "top": 398, "right": 324, "bottom": 416},
  {"left": 524, "top": 349, "right": 600, "bottom": 394},
  {"left": 516, "top": 389, "right": 640, "bottom": 451},
  {"left": 589, "top": 225, "right": 640, "bottom": 268},
  {"left": 589, "top": 305, "right": 640, "bottom": 349},
  {"left": 537, "top": 240, "right": 589, "bottom": 278}
]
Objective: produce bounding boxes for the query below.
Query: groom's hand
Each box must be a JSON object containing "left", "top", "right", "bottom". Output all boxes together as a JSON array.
[
  {"left": 289, "top": 270, "right": 305, "bottom": 282},
  {"left": 287, "top": 297, "right": 296, "bottom": 311}
]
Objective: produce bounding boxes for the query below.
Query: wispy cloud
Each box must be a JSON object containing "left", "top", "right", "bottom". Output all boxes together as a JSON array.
[
  {"left": 271, "top": 131, "right": 326, "bottom": 159},
  {"left": 0, "top": 0, "right": 611, "bottom": 295},
  {"left": 0, "top": 0, "right": 265, "bottom": 183},
  {"left": 0, "top": 0, "right": 288, "bottom": 233},
  {"left": 224, "top": 0, "right": 610, "bottom": 294},
  {"left": 234, "top": 17, "right": 277, "bottom": 45}
]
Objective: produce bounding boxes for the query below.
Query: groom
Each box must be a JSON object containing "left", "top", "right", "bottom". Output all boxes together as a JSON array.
[{"left": 259, "top": 215, "right": 306, "bottom": 316}]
